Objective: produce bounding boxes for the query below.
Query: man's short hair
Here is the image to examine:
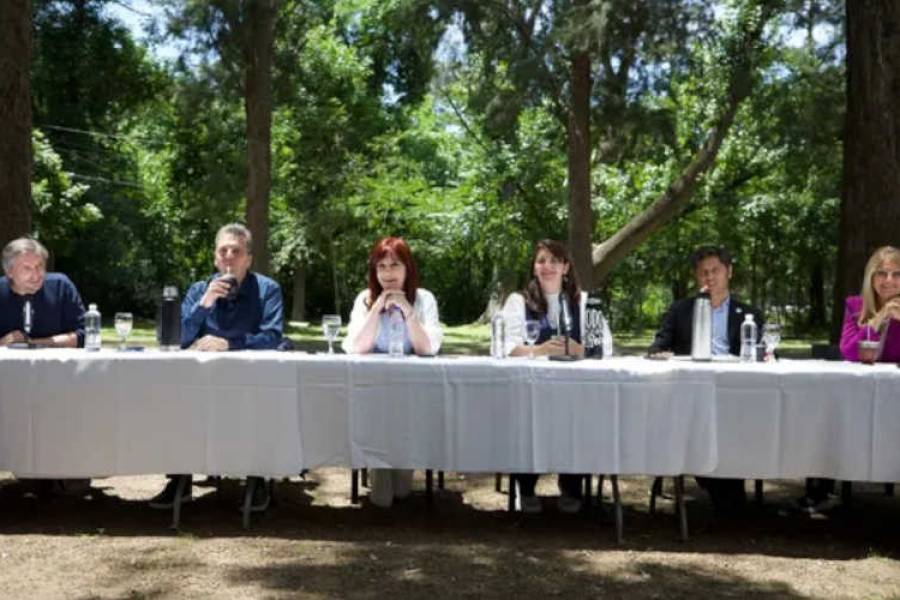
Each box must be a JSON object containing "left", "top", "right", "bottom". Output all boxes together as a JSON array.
[
  {"left": 2, "top": 237, "right": 49, "bottom": 272},
  {"left": 215, "top": 223, "right": 253, "bottom": 254},
  {"left": 690, "top": 245, "right": 732, "bottom": 270}
]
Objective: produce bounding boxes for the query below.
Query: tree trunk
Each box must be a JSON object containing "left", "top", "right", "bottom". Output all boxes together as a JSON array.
[
  {"left": 291, "top": 261, "right": 306, "bottom": 322},
  {"left": 808, "top": 260, "right": 825, "bottom": 329},
  {"left": 832, "top": 0, "right": 900, "bottom": 342},
  {"left": 567, "top": 49, "right": 593, "bottom": 289},
  {"left": 244, "top": 0, "right": 277, "bottom": 275},
  {"left": 0, "top": 0, "right": 33, "bottom": 246},
  {"left": 589, "top": 1, "right": 781, "bottom": 288}
]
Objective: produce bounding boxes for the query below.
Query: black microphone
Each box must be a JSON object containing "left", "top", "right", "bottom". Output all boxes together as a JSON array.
[
  {"left": 23, "top": 295, "right": 33, "bottom": 339},
  {"left": 559, "top": 292, "right": 572, "bottom": 355}
]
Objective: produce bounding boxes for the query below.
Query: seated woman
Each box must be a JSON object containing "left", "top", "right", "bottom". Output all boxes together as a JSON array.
[
  {"left": 341, "top": 236, "right": 443, "bottom": 507},
  {"left": 839, "top": 245, "right": 900, "bottom": 362},
  {"left": 500, "top": 239, "right": 611, "bottom": 514},
  {"left": 805, "top": 245, "right": 900, "bottom": 511}
]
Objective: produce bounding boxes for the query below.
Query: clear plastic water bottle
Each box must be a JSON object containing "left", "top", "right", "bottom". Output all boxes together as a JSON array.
[
  {"left": 85, "top": 303, "right": 102, "bottom": 351},
  {"left": 740, "top": 313, "right": 757, "bottom": 362},
  {"left": 491, "top": 311, "right": 506, "bottom": 359},
  {"left": 388, "top": 306, "right": 405, "bottom": 357}
]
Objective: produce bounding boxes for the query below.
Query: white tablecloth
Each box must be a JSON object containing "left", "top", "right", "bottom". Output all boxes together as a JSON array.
[{"left": 1, "top": 349, "right": 898, "bottom": 482}]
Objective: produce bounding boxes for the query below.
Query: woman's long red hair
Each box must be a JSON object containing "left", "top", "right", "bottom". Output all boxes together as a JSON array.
[{"left": 366, "top": 237, "right": 419, "bottom": 307}]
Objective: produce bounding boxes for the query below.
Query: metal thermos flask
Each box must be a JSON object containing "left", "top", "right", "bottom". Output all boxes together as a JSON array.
[
  {"left": 157, "top": 286, "right": 181, "bottom": 351},
  {"left": 691, "top": 291, "right": 712, "bottom": 361},
  {"left": 584, "top": 294, "right": 605, "bottom": 359}
]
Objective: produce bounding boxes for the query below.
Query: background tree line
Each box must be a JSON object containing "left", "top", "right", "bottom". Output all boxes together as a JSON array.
[{"left": 1, "top": 0, "right": 897, "bottom": 339}]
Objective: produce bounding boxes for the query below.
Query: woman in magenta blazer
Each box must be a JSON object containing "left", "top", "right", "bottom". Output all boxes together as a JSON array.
[{"left": 840, "top": 245, "right": 900, "bottom": 362}]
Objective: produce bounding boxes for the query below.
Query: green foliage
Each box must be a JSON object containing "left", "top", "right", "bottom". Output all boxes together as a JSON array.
[{"left": 23, "top": 0, "right": 845, "bottom": 334}]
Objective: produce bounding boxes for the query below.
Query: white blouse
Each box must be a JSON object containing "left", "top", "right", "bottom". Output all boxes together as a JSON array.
[
  {"left": 500, "top": 290, "right": 613, "bottom": 357},
  {"left": 342, "top": 288, "right": 444, "bottom": 355}
]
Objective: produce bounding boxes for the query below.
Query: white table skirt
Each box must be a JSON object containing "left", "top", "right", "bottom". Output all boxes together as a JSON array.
[{"left": 1, "top": 349, "right": 898, "bottom": 482}]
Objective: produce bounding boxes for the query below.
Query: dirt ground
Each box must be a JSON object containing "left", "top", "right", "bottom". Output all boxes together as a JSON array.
[{"left": 1, "top": 470, "right": 899, "bottom": 599}]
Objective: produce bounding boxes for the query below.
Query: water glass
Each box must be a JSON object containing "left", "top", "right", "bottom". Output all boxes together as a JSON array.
[
  {"left": 322, "top": 314, "right": 342, "bottom": 354},
  {"left": 524, "top": 319, "right": 540, "bottom": 359},
  {"left": 762, "top": 323, "right": 781, "bottom": 361},
  {"left": 114, "top": 312, "right": 133, "bottom": 350}
]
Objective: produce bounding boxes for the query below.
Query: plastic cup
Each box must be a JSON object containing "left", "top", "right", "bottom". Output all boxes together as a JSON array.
[{"left": 858, "top": 340, "right": 880, "bottom": 364}]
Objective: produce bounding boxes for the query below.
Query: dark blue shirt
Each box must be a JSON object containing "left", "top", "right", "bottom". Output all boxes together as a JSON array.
[
  {"left": 526, "top": 295, "right": 582, "bottom": 346},
  {"left": 181, "top": 271, "right": 284, "bottom": 350},
  {"left": 0, "top": 273, "right": 86, "bottom": 347}
]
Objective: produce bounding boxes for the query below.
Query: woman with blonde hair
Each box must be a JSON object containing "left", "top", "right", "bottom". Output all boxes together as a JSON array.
[{"left": 839, "top": 245, "right": 900, "bottom": 362}]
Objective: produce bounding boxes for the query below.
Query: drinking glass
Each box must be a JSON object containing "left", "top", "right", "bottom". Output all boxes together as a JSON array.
[
  {"left": 762, "top": 323, "right": 781, "bottom": 361},
  {"left": 524, "top": 319, "right": 540, "bottom": 359},
  {"left": 114, "top": 312, "right": 133, "bottom": 350},
  {"left": 322, "top": 314, "right": 342, "bottom": 354}
]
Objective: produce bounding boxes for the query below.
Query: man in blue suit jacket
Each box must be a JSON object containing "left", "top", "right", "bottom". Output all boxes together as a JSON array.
[{"left": 649, "top": 245, "right": 764, "bottom": 514}]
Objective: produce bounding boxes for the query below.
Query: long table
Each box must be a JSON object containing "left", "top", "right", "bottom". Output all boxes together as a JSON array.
[{"left": 1, "top": 350, "right": 898, "bottom": 483}]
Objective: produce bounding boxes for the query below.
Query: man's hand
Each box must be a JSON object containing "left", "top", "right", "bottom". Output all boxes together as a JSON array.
[
  {"left": 0, "top": 330, "right": 26, "bottom": 346},
  {"left": 191, "top": 335, "right": 229, "bottom": 352},
  {"left": 200, "top": 279, "right": 232, "bottom": 309}
]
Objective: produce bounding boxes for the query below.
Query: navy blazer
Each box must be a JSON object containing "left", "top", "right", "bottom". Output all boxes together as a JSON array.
[{"left": 648, "top": 295, "right": 764, "bottom": 356}]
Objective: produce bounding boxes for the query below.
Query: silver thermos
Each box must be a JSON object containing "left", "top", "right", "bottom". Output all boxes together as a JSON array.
[{"left": 691, "top": 291, "right": 712, "bottom": 361}]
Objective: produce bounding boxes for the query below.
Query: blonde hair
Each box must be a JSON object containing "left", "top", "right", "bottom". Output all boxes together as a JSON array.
[{"left": 858, "top": 245, "right": 900, "bottom": 326}]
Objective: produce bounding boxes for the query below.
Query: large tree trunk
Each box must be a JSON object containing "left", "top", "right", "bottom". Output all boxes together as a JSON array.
[
  {"left": 589, "top": 1, "right": 781, "bottom": 288},
  {"left": 832, "top": 0, "right": 900, "bottom": 342},
  {"left": 567, "top": 49, "right": 593, "bottom": 289},
  {"left": 244, "top": 0, "right": 277, "bottom": 275},
  {"left": 0, "top": 0, "right": 33, "bottom": 246}
]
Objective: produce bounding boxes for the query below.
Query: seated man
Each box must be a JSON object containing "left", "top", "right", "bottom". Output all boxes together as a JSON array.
[
  {"left": 149, "top": 223, "right": 284, "bottom": 512},
  {"left": 648, "top": 245, "right": 763, "bottom": 514},
  {"left": 1, "top": 237, "right": 89, "bottom": 495},
  {"left": 0, "top": 237, "right": 85, "bottom": 348}
]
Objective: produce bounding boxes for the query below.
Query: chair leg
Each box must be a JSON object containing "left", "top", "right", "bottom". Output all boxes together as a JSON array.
[
  {"left": 242, "top": 477, "right": 257, "bottom": 530},
  {"left": 495, "top": 473, "right": 503, "bottom": 493},
  {"left": 582, "top": 475, "right": 592, "bottom": 515},
  {"left": 170, "top": 475, "right": 189, "bottom": 530},
  {"left": 754, "top": 479, "right": 764, "bottom": 506},
  {"left": 885, "top": 483, "right": 895, "bottom": 497},
  {"left": 674, "top": 476, "right": 689, "bottom": 542},
  {"left": 438, "top": 471, "right": 445, "bottom": 490},
  {"left": 351, "top": 469, "right": 360, "bottom": 504},
  {"left": 425, "top": 469, "right": 434, "bottom": 505},
  {"left": 361, "top": 468, "right": 368, "bottom": 488},
  {"left": 841, "top": 480, "right": 853, "bottom": 506},
  {"left": 507, "top": 475, "right": 516, "bottom": 512},
  {"left": 649, "top": 476, "right": 663, "bottom": 515},
  {"left": 611, "top": 475, "right": 623, "bottom": 544}
]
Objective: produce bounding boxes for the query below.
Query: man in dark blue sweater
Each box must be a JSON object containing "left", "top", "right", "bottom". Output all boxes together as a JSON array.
[
  {"left": 1, "top": 237, "right": 85, "bottom": 348},
  {"left": 150, "top": 223, "right": 284, "bottom": 513}
]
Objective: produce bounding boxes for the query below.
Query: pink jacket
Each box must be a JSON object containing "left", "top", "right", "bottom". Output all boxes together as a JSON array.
[{"left": 839, "top": 295, "right": 900, "bottom": 362}]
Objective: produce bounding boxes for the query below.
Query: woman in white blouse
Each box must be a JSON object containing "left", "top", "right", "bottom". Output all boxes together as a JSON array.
[
  {"left": 500, "top": 239, "right": 612, "bottom": 514},
  {"left": 342, "top": 236, "right": 443, "bottom": 507}
]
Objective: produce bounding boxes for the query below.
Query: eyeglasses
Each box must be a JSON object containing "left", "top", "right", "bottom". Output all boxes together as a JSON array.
[{"left": 873, "top": 270, "right": 900, "bottom": 280}]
